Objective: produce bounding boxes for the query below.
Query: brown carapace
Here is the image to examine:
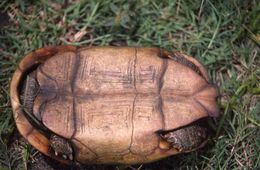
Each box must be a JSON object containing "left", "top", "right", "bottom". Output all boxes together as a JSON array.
[{"left": 10, "top": 46, "right": 219, "bottom": 165}]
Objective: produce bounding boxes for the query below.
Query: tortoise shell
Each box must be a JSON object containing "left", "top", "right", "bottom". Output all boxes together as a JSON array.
[{"left": 10, "top": 46, "right": 219, "bottom": 165}]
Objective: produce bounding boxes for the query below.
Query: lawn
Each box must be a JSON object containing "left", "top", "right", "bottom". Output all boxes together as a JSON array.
[{"left": 0, "top": 0, "right": 259, "bottom": 169}]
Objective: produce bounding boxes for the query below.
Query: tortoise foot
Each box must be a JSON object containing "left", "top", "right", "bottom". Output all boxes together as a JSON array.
[
  {"left": 160, "top": 121, "right": 208, "bottom": 152},
  {"left": 49, "top": 135, "right": 73, "bottom": 161}
]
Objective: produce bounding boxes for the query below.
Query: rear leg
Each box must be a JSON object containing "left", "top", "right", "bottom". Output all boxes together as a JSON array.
[{"left": 159, "top": 122, "right": 208, "bottom": 152}]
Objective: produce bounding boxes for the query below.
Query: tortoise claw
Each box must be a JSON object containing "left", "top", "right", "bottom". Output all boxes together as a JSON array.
[
  {"left": 50, "top": 135, "right": 74, "bottom": 160},
  {"left": 62, "top": 154, "right": 67, "bottom": 159},
  {"left": 69, "top": 154, "right": 73, "bottom": 161}
]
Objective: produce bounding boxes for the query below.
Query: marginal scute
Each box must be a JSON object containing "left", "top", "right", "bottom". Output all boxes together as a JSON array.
[{"left": 15, "top": 106, "right": 50, "bottom": 156}]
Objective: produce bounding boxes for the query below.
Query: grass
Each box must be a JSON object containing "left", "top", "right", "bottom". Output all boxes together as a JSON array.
[{"left": 0, "top": 0, "right": 259, "bottom": 169}]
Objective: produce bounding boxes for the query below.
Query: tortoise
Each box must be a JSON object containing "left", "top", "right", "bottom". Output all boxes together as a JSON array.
[{"left": 10, "top": 46, "right": 219, "bottom": 165}]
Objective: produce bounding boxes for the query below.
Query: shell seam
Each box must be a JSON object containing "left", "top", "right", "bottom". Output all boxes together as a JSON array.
[
  {"left": 70, "top": 47, "right": 81, "bottom": 139},
  {"left": 129, "top": 48, "right": 138, "bottom": 152}
]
